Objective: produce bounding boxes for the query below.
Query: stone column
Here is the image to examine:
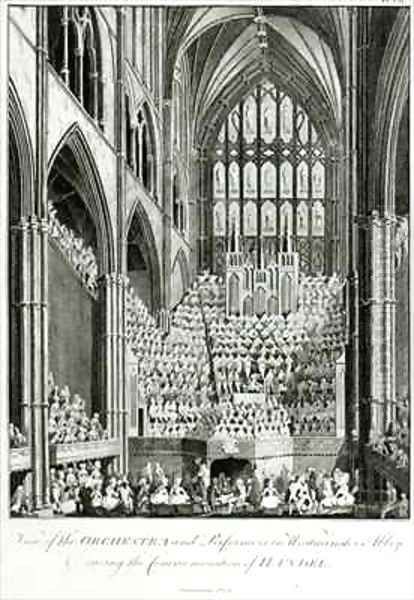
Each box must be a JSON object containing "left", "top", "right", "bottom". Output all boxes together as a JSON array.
[
  {"left": 90, "top": 70, "right": 99, "bottom": 122},
  {"left": 130, "top": 126, "right": 137, "bottom": 173},
  {"left": 117, "top": 274, "right": 128, "bottom": 473},
  {"left": 335, "top": 352, "right": 346, "bottom": 438},
  {"left": 28, "top": 216, "right": 50, "bottom": 509},
  {"left": 60, "top": 8, "right": 69, "bottom": 85},
  {"left": 99, "top": 273, "right": 119, "bottom": 438},
  {"left": 98, "top": 271, "right": 127, "bottom": 472},
  {"left": 157, "top": 9, "right": 164, "bottom": 111},
  {"left": 326, "top": 147, "right": 339, "bottom": 275},
  {"left": 114, "top": 7, "right": 128, "bottom": 472},
  {"left": 10, "top": 220, "right": 31, "bottom": 439},
  {"left": 74, "top": 47, "right": 84, "bottom": 104},
  {"left": 366, "top": 212, "right": 396, "bottom": 437},
  {"left": 98, "top": 74, "right": 106, "bottom": 131},
  {"left": 162, "top": 99, "right": 173, "bottom": 309},
  {"left": 356, "top": 7, "right": 371, "bottom": 451},
  {"left": 147, "top": 153, "right": 154, "bottom": 196},
  {"left": 29, "top": 6, "right": 50, "bottom": 509},
  {"left": 198, "top": 151, "right": 209, "bottom": 271},
  {"left": 343, "top": 7, "right": 360, "bottom": 441},
  {"left": 188, "top": 148, "right": 201, "bottom": 280}
]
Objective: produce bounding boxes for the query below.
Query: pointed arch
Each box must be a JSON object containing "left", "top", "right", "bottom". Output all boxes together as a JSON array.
[
  {"left": 280, "top": 273, "right": 293, "bottom": 314},
  {"left": 229, "top": 273, "right": 240, "bottom": 315},
  {"left": 47, "top": 123, "right": 115, "bottom": 273},
  {"left": 243, "top": 295, "right": 253, "bottom": 317},
  {"left": 172, "top": 248, "right": 190, "bottom": 291},
  {"left": 371, "top": 8, "right": 409, "bottom": 215},
  {"left": 267, "top": 296, "right": 278, "bottom": 315},
  {"left": 254, "top": 286, "right": 266, "bottom": 316},
  {"left": 125, "top": 198, "right": 162, "bottom": 312},
  {"left": 171, "top": 248, "right": 190, "bottom": 306},
  {"left": 48, "top": 6, "right": 104, "bottom": 125},
  {"left": 136, "top": 101, "right": 159, "bottom": 199},
  {"left": 124, "top": 69, "right": 138, "bottom": 127},
  {"left": 8, "top": 78, "right": 35, "bottom": 221}
]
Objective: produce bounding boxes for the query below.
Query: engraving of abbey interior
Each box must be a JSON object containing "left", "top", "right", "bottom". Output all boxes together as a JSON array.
[{"left": 8, "top": 6, "right": 409, "bottom": 518}]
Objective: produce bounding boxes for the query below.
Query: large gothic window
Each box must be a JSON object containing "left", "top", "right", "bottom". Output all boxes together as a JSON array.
[
  {"left": 48, "top": 7, "right": 103, "bottom": 128},
  {"left": 212, "top": 81, "right": 327, "bottom": 275},
  {"left": 125, "top": 102, "right": 158, "bottom": 201}
]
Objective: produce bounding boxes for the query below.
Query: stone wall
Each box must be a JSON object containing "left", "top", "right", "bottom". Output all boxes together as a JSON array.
[
  {"left": 207, "top": 436, "right": 345, "bottom": 479},
  {"left": 48, "top": 242, "right": 98, "bottom": 414},
  {"left": 128, "top": 437, "right": 207, "bottom": 481}
]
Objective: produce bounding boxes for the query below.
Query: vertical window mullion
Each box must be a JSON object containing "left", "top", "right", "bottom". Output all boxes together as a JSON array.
[
  {"left": 292, "top": 100, "right": 297, "bottom": 245},
  {"left": 239, "top": 101, "right": 244, "bottom": 241},
  {"left": 275, "top": 87, "right": 280, "bottom": 251},
  {"left": 224, "top": 117, "right": 232, "bottom": 250},
  {"left": 256, "top": 85, "right": 262, "bottom": 267},
  {"left": 308, "top": 119, "right": 313, "bottom": 273},
  {"left": 132, "top": 8, "right": 136, "bottom": 67}
]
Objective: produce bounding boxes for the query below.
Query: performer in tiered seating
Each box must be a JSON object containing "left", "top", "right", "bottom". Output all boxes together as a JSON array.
[{"left": 47, "top": 374, "right": 107, "bottom": 445}]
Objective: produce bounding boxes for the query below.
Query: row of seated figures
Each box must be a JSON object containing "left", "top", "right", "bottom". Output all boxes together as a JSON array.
[
  {"left": 48, "top": 201, "right": 98, "bottom": 296},
  {"left": 11, "top": 458, "right": 359, "bottom": 517}
]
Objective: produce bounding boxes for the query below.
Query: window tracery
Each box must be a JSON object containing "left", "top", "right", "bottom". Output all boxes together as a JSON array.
[
  {"left": 48, "top": 6, "right": 103, "bottom": 127},
  {"left": 212, "top": 81, "right": 327, "bottom": 275},
  {"left": 125, "top": 102, "right": 157, "bottom": 201}
]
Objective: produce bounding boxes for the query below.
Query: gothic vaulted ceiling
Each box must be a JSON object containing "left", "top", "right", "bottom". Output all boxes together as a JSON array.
[{"left": 166, "top": 7, "right": 349, "bottom": 148}]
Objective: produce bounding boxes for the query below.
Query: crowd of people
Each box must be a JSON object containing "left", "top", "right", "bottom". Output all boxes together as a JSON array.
[
  {"left": 146, "top": 396, "right": 212, "bottom": 438},
  {"left": 48, "top": 374, "right": 108, "bottom": 445},
  {"left": 49, "top": 460, "right": 136, "bottom": 515},
  {"left": 9, "top": 423, "right": 27, "bottom": 448},
  {"left": 380, "top": 481, "right": 409, "bottom": 518},
  {"left": 299, "top": 272, "right": 345, "bottom": 313},
  {"left": 248, "top": 465, "right": 357, "bottom": 515},
  {"left": 206, "top": 276, "right": 344, "bottom": 388},
  {"left": 126, "top": 276, "right": 215, "bottom": 438},
  {"left": 370, "top": 396, "right": 410, "bottom": 469},
  {"left": 48, "top": 201, "right": 98, "bottom": 294},
  {"left": 10, "top": 457, "right": 360, "bottom": 517},
  {"left": 123, "top": 269, "right": 345, "bottom": 440},
  {"left": 193, "top": 395, "right": 289, "bottom": 439}
]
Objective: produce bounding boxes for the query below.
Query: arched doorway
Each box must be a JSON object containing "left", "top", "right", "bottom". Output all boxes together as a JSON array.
[
  {"left": 47, "top": 143, "right": 100, "bottom": 415},
  {"left": 9, "top": 112, "right": 24, "bottom": 431},
  {"left": 8, "top": 81, "right": 34, "bottom": 438},
  {"left": 9, "top": 121, "right": 22, "bottom": 429},
  {"left": 126, "top": 202, "right": 161, "bottom": 314},
  {"left": 210, "top": 458, "right": 252, "bottom": 482},
  {"left": 127, "top": 215, "right": 154, "bottom": 312}
]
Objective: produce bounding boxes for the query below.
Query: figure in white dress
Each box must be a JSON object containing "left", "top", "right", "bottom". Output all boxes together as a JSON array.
[
  {"left": 150, "top": 482, "right": 169, "bottom": 505},
  {"left": 119, "top": 477, "right": 134, "bottom": 513},
  {"left": 334, "top": 472, "right": 355, "bottom": 507},
  {"left": 320, "top": 474, "right": 336, "bottom": 510},
  {"left": 169, "top": 478, "right": 190, "bottom": 505},
  {"left": 261, "top": 480, "right": 281, "bottom": 510},
  {"left": 103, "top": 478, "right": 120, "bottom": 512},
  {"left": 91, "top": 481, "right": 104, "bottom": 510}
]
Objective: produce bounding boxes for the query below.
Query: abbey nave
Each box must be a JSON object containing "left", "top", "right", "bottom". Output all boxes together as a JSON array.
[{"left": 8, "top": 6, "right": 410, "bottom": 518}]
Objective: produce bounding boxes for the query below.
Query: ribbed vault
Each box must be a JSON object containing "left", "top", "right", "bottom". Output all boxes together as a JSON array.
[{"left": 166, "top": 8, "right": 345, "bottom": 151}]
